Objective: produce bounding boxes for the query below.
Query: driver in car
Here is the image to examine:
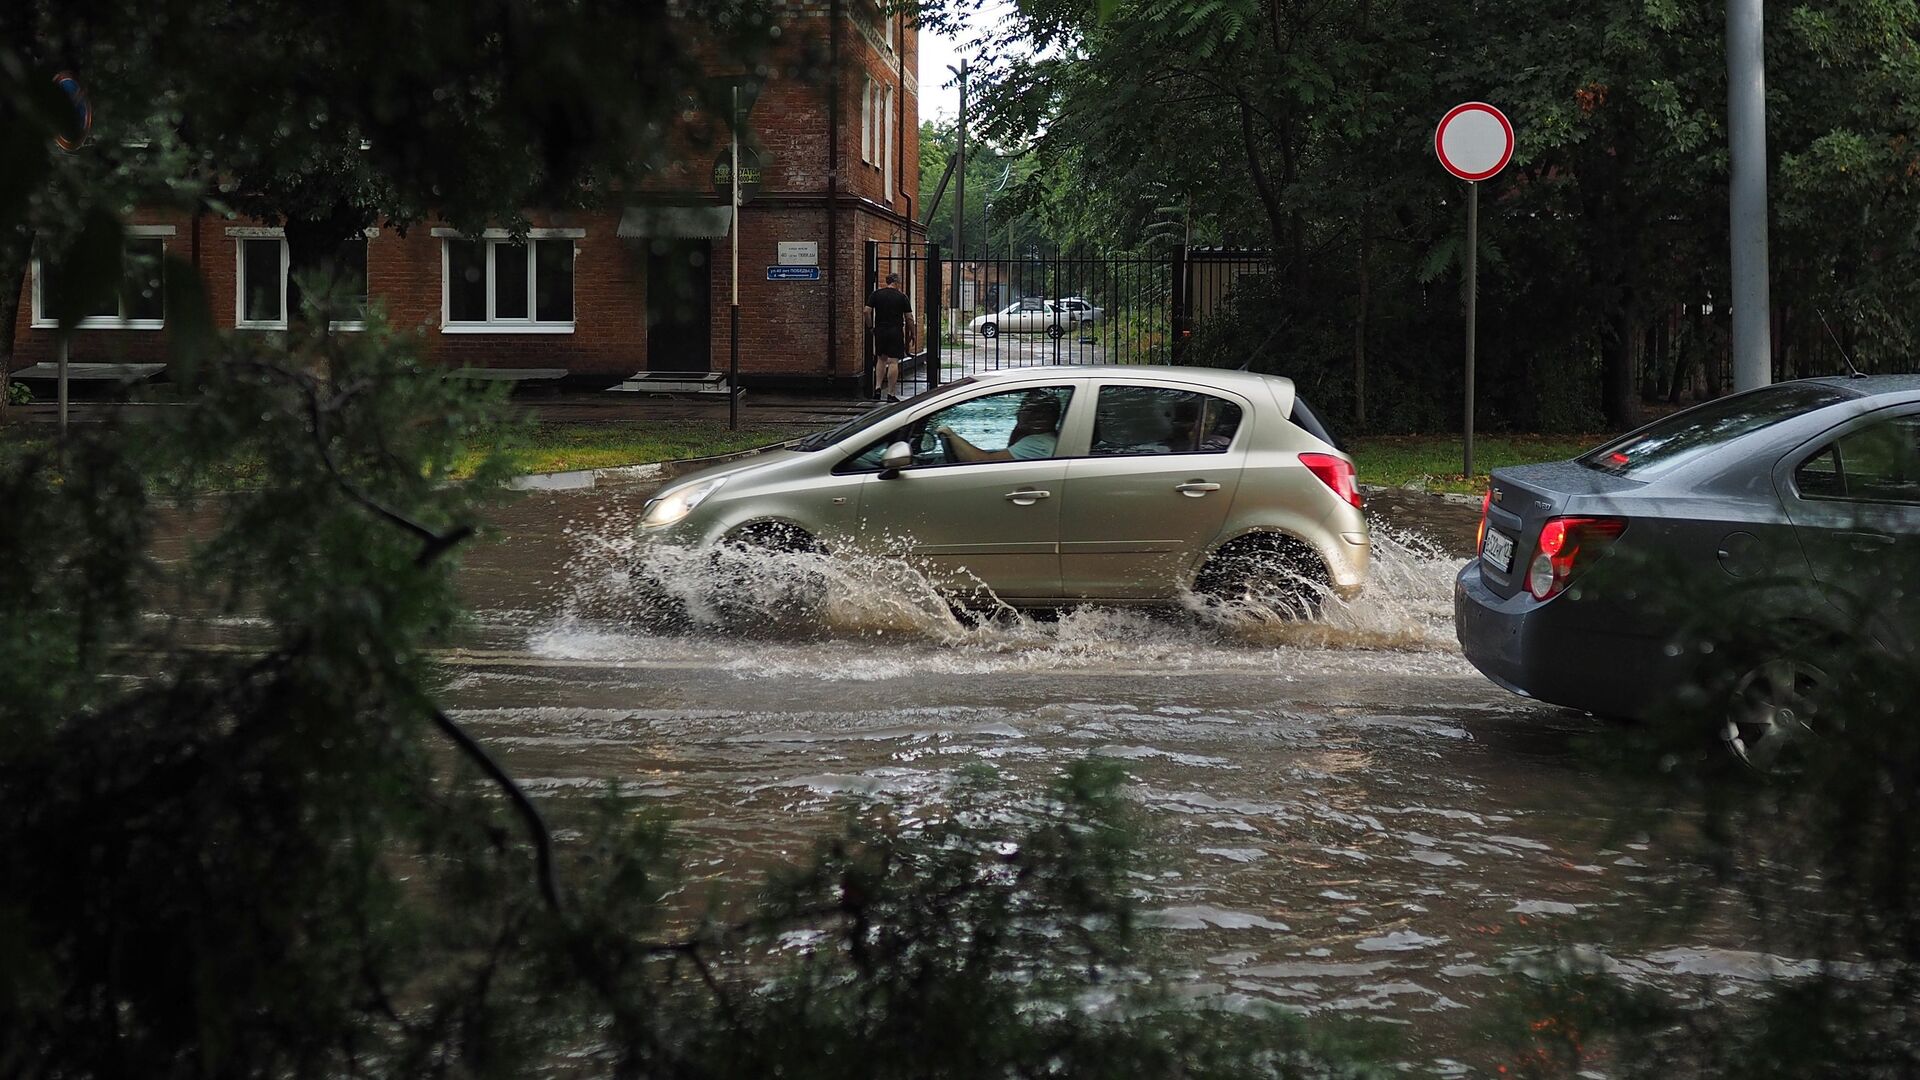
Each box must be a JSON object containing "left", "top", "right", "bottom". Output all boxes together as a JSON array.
[{"left": 935, "top": 393, "right": 1063, "bottom": 463}]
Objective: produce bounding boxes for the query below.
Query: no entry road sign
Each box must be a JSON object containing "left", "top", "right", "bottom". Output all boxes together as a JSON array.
[{"left": 1434, "top": 102, "right": 1513, "bottom": 182}]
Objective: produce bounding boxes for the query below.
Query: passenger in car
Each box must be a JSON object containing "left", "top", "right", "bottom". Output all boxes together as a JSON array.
[{"left": 936, "top": 393, "right": 1064, "bottom": 463}]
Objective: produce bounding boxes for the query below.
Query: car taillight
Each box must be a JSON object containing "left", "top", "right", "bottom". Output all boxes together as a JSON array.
[
  {"left": 1476, "top": 489, "right": 1491, "bottom": 552},
  {"left": 1299, "top": 453, "right": 1363, "bottom": 509},
  {"left": 1525, "top": 516, "right": 1627, "bottom": 600}
]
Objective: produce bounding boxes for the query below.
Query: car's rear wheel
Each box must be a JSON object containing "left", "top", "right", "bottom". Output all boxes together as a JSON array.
[
  {"left": 1722, "top": 655, "right": 1827, "bottom": 771},
  {"left": 1192, "top": 533, "right": 1332, "bottom": 619},
  {"left": 979, "top": 322, "right": 999, "bottom": 339}
]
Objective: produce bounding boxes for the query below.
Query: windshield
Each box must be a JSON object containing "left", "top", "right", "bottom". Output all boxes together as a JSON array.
[
  {"left": 1580, "top": 383, "right": 1858, "bottom": 480},
  {"left": 790, "top": 377, "right": 978, "bottom": 451}
]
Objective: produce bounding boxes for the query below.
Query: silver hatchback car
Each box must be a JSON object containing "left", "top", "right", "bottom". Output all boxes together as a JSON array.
[{"left": 638, "top": 366, "right": 1368, "bottom": 607}]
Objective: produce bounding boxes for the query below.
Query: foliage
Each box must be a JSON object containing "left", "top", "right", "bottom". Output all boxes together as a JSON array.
[
  {"left": 1483, "top": 551, "right": 1920, "bottom": 1075},
  {"left": 5, "top": 378, "right": 26, "bottom": 405},
  {"left": 920, "top": 0, "right": 1920, "bottom": 431}
]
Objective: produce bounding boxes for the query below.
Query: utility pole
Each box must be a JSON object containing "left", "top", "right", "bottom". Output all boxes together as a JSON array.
[
  {"left": 1728, "top": 0, "right": 1772, "bottom": 391},
  {"left": 949, "top": 62, "right": 967, "bottom": 323},
  {"left": 729, "top": 84, "right": 741, "bottom": 430}
]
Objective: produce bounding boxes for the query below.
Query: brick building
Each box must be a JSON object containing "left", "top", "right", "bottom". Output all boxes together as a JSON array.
[{"left": 10, "top": 0, "right": 922, "bottom": 395}]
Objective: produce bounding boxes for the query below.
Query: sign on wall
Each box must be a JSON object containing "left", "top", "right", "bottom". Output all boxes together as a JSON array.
[
  {"left": 767, "top": 266, "right": 821, "bottom": 281},
  {"left": 777, "top": 242, "right": 818, "bottom": 266}
]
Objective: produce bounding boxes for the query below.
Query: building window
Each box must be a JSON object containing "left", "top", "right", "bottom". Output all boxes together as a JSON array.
[
  {"left": 883, "top": 84, "right": 895, "bottom": 195},
  {"left": 32, "top": 231, "right": 169, "bottom": 330},
  {"left": 441, "top": 235, "right": 576, "bottom": 333},
  {"left": 861, "top": 80, "right": 874, "bottom": 164},
  {"left": 232, "top": 231, "right": 371, "bottom": 330}
]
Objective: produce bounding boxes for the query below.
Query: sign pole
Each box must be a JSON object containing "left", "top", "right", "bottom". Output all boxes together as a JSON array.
[
  {"left": 57, "top": 334, "right": 70, "bottom": 442},
  {"left": 1433, "top": 101, "right": 1511, "bottom": 482},
  {"left": 1464, "top": 181, "right": 1477, "bottom": 479},
  {"left": 730, "top": 86, "right": 741, "bottom": 432}
]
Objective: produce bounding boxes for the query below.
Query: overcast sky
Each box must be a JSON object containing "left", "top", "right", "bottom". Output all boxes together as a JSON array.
[{"left": 918, "top": 24, "right": 966, "bottom": 124}]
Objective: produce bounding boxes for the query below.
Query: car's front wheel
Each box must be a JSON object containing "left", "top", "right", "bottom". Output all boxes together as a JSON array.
[
  {"left": 709, "top": 521, "right": 831, "bottom": 631},
  {"left": 1046, "top": 323, "right": 1065, "bottom": 339},
  {"left": 979, "top": 322, "right": 999, "bottom": 339},
  {"left": 1192, "top": 533, "right": 1332, "bottom": 618}
]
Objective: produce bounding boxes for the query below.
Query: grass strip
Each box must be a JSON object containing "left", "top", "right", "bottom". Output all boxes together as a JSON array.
[{"left": 1348, "top": 434, "right": 1607, "bottom": 495}]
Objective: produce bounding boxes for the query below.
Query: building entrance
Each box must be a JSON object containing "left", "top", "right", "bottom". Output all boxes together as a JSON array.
[{"left": 646, "top": 240, "right": 713, "bottom": 371}]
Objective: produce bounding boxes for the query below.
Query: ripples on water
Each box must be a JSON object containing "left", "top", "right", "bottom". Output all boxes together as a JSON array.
[{"left": 525, "top": 512, "right": 1469, "bottom": 675}]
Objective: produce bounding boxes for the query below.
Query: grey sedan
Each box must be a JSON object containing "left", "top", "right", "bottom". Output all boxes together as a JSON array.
[{"left": 1456, "top": 376, "right": 1920, "bottom": 762}]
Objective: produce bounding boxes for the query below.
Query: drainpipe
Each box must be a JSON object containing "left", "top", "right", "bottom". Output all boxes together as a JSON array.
[{"left": 826, "top": 0, "right": 841, "bottom": 385}]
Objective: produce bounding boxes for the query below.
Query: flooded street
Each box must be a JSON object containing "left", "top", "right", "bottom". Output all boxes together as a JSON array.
[{"left": 441, "top": 478, "right": 1753, "bottom": 1072}]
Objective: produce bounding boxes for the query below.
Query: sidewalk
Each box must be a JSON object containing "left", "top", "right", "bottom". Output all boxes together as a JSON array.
[{"left": 7, "top": 390, "right": 878, "bottom": 430}]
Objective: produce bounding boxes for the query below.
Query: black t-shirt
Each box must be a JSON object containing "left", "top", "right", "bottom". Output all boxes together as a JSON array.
[{"left": 866, "top": 287, "right": 912, "bottom": 329}]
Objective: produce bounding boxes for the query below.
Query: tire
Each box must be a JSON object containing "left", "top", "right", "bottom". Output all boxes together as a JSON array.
[
  {"left": 1715, "top": 635, "right": 1836, "bottom": 772},
  {"left": 1191, "top": 533, "right": 1332, "bottom": 619},
  {"left": 1046, "top": 323, "right": 1065, "bottom": 339},
  {"left": 980, "top": 323, "right": 999, "bottom": 339},
  {"left": 709, "top": 521, "right": 830, "bottom": 631}
]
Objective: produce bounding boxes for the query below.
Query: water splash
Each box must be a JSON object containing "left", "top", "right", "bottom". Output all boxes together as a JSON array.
[{"left": 529, "top": 505, "right": 1468, "bottom": 674}]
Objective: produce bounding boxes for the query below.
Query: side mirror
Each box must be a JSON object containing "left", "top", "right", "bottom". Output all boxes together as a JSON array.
[{"left": 878, "top": 441, "right": 914, "bottom": 477}]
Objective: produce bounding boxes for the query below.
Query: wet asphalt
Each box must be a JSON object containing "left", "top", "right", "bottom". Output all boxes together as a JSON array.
[{"left": 429, "top": 479, "right": 1782, "bottom": 1073}]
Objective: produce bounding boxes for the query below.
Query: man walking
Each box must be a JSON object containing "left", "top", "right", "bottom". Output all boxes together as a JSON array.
[{"left": 865, "top": 273, "right": 916, "bottom": 401}]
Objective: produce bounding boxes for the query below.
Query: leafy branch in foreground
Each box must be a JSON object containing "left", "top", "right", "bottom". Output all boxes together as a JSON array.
[
  {"left": 1486, "top": 554, "right": 1920, "bottom": 1077},
  {"left": 0, "top": 293, "right": 1376, "bottom": 1076}
]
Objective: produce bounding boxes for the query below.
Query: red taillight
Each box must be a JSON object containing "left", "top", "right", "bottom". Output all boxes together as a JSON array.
[
  {"left": 1476, "top": 489, "right": 1492, "bottom": 551},
  {"left": 1526, "top": 516, "right": 1626, "bottom": 600},
  {"left": 1299, "top": 453, "right": 1363, "bottom": 509}
]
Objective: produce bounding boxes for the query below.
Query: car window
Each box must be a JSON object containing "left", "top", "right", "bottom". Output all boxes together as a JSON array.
[
  {"left": 797, "top": 377, "right": 977, "bottom": 452},
  {"left": 1796, "top": 415, "right": 1920, "bottom": 505},
  {"left": 1017, "top": 298, "right": 1043, "bottom": 312},
  {"left": 1582, "top": 383, "right": 1858, "bottom": 480},
  {"left": 841, "top": 385, "right": 1076, "bottom": 472},
  {"left": 1090, "top": 386, "right": 1242, "bottom": 456}
]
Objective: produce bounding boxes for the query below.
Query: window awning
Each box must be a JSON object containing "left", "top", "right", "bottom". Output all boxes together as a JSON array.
[{"left": 617, "top": 205, "right": 734, "bottom": 239}]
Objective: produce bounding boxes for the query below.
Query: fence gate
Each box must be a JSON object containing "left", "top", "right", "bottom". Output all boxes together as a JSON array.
[{"left": 863, "top": 242, "right": 1271, "bottom": 396}]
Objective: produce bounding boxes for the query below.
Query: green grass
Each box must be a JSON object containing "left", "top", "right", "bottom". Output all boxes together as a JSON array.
[
  {"left": 1348, "top": 434, "right": 1607, "bottom": 495},
  {"left": 469, "top": 421, "right": 812, "bottom": 477}
]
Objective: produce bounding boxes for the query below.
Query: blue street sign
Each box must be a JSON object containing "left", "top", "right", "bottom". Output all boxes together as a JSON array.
[{"left": 767, "top": 265, "right": 821, "bottom": 281}]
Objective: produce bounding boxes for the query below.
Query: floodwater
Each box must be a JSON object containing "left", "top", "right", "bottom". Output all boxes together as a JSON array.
[{"left": 437, "top": 477, "right": 1790, "bottom": 1072}]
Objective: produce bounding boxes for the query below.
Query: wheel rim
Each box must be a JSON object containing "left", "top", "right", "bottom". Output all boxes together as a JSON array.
[
  {"left": 982, "top": 324, "right": 997, "bottom": 338},
  {"left": 1722, "top": 658, "right": 1824, "bottom": 769}
]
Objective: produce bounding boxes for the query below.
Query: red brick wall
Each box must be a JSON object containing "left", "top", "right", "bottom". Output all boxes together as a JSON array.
[{"left": 10, "top": 3, "right": 922, "bottom": 391}]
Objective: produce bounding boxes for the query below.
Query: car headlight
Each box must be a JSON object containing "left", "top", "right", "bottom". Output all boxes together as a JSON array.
[{"left": 641, "top": 476, "right": 728, "bottom": 528}]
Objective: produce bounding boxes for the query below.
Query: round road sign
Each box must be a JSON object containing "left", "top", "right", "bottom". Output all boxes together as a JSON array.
[
  {"left": 52, "top": 71, "right": 91, "bottom": 152},
  {"left": 1434, "top": 102, "right": 1513, "bottom": 182}
]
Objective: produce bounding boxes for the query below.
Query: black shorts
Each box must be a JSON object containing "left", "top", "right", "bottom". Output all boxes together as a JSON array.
[{"left": 875, "top": 327, "right": 908, "bottom": 359}]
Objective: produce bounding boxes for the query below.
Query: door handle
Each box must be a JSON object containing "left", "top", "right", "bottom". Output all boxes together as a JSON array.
[
  {"left": 1003, "top": 489, "right": 1051, "bottom": 504},
  {"left": 1841, "top": 531, "right": 1896, "bottom": 551},
  {"left": 1175, "top": 481, "right": 1221, "bottom": 496}
]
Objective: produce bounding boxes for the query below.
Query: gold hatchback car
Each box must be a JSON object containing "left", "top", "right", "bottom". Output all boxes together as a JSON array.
[{"left": 639, "top": 366, "right": 1368, "bottom": 608}]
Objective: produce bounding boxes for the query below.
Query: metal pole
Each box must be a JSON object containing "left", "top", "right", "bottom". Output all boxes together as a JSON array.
[
  {"left": 950, "top": 62, "right": 966, "bottom": 328},
  {"left": 1728, "top": 0, "right": 1772, "bottom": 391},
  {"left": 729, "top": 85, "right": 741, "bottom": 431},
  {"left": 1464, "top": 181, "right": 1478, "bottom": 479},
  {"left": 57, "top": 334, "right": 69, "bottom": 441}
]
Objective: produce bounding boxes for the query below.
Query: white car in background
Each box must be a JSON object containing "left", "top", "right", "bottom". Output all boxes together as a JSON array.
[{"left": 969, "top": 297, "right": 1102, "bottom": 339}]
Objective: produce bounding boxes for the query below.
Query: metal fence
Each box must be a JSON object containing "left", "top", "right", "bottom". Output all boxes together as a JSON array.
[{"left": 862, "top": 242, "right": 1271, "bottom": 396}]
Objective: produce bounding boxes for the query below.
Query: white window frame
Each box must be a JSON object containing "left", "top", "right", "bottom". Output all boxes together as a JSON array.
[
  {"left": 861, "top": 80, "right": 874, "bottom": 164},
  {"left": 433, "top": 227, "right": 583, "bottom": 335},
  {"left": 30, "top": 224, "right": 175, "bottom": 330},
  {"left": 883, "top": 84, "right": 895, "bottom": 195},
  {"left": 228, "top": 226, "right": 375, "bottom": 331}
]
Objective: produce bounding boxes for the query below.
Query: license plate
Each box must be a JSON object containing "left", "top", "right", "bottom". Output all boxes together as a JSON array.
[{"left": 1482, "top": 528, "right": 1515, "bottom": 573}]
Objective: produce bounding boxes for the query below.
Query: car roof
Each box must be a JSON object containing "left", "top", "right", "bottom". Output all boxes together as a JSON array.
[
  {"left": 961, "top": 364, "right": 1296, "bottom": 398},
  {"left": 1798, "top": 374, "right": 1920, "bottom": 398}
]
